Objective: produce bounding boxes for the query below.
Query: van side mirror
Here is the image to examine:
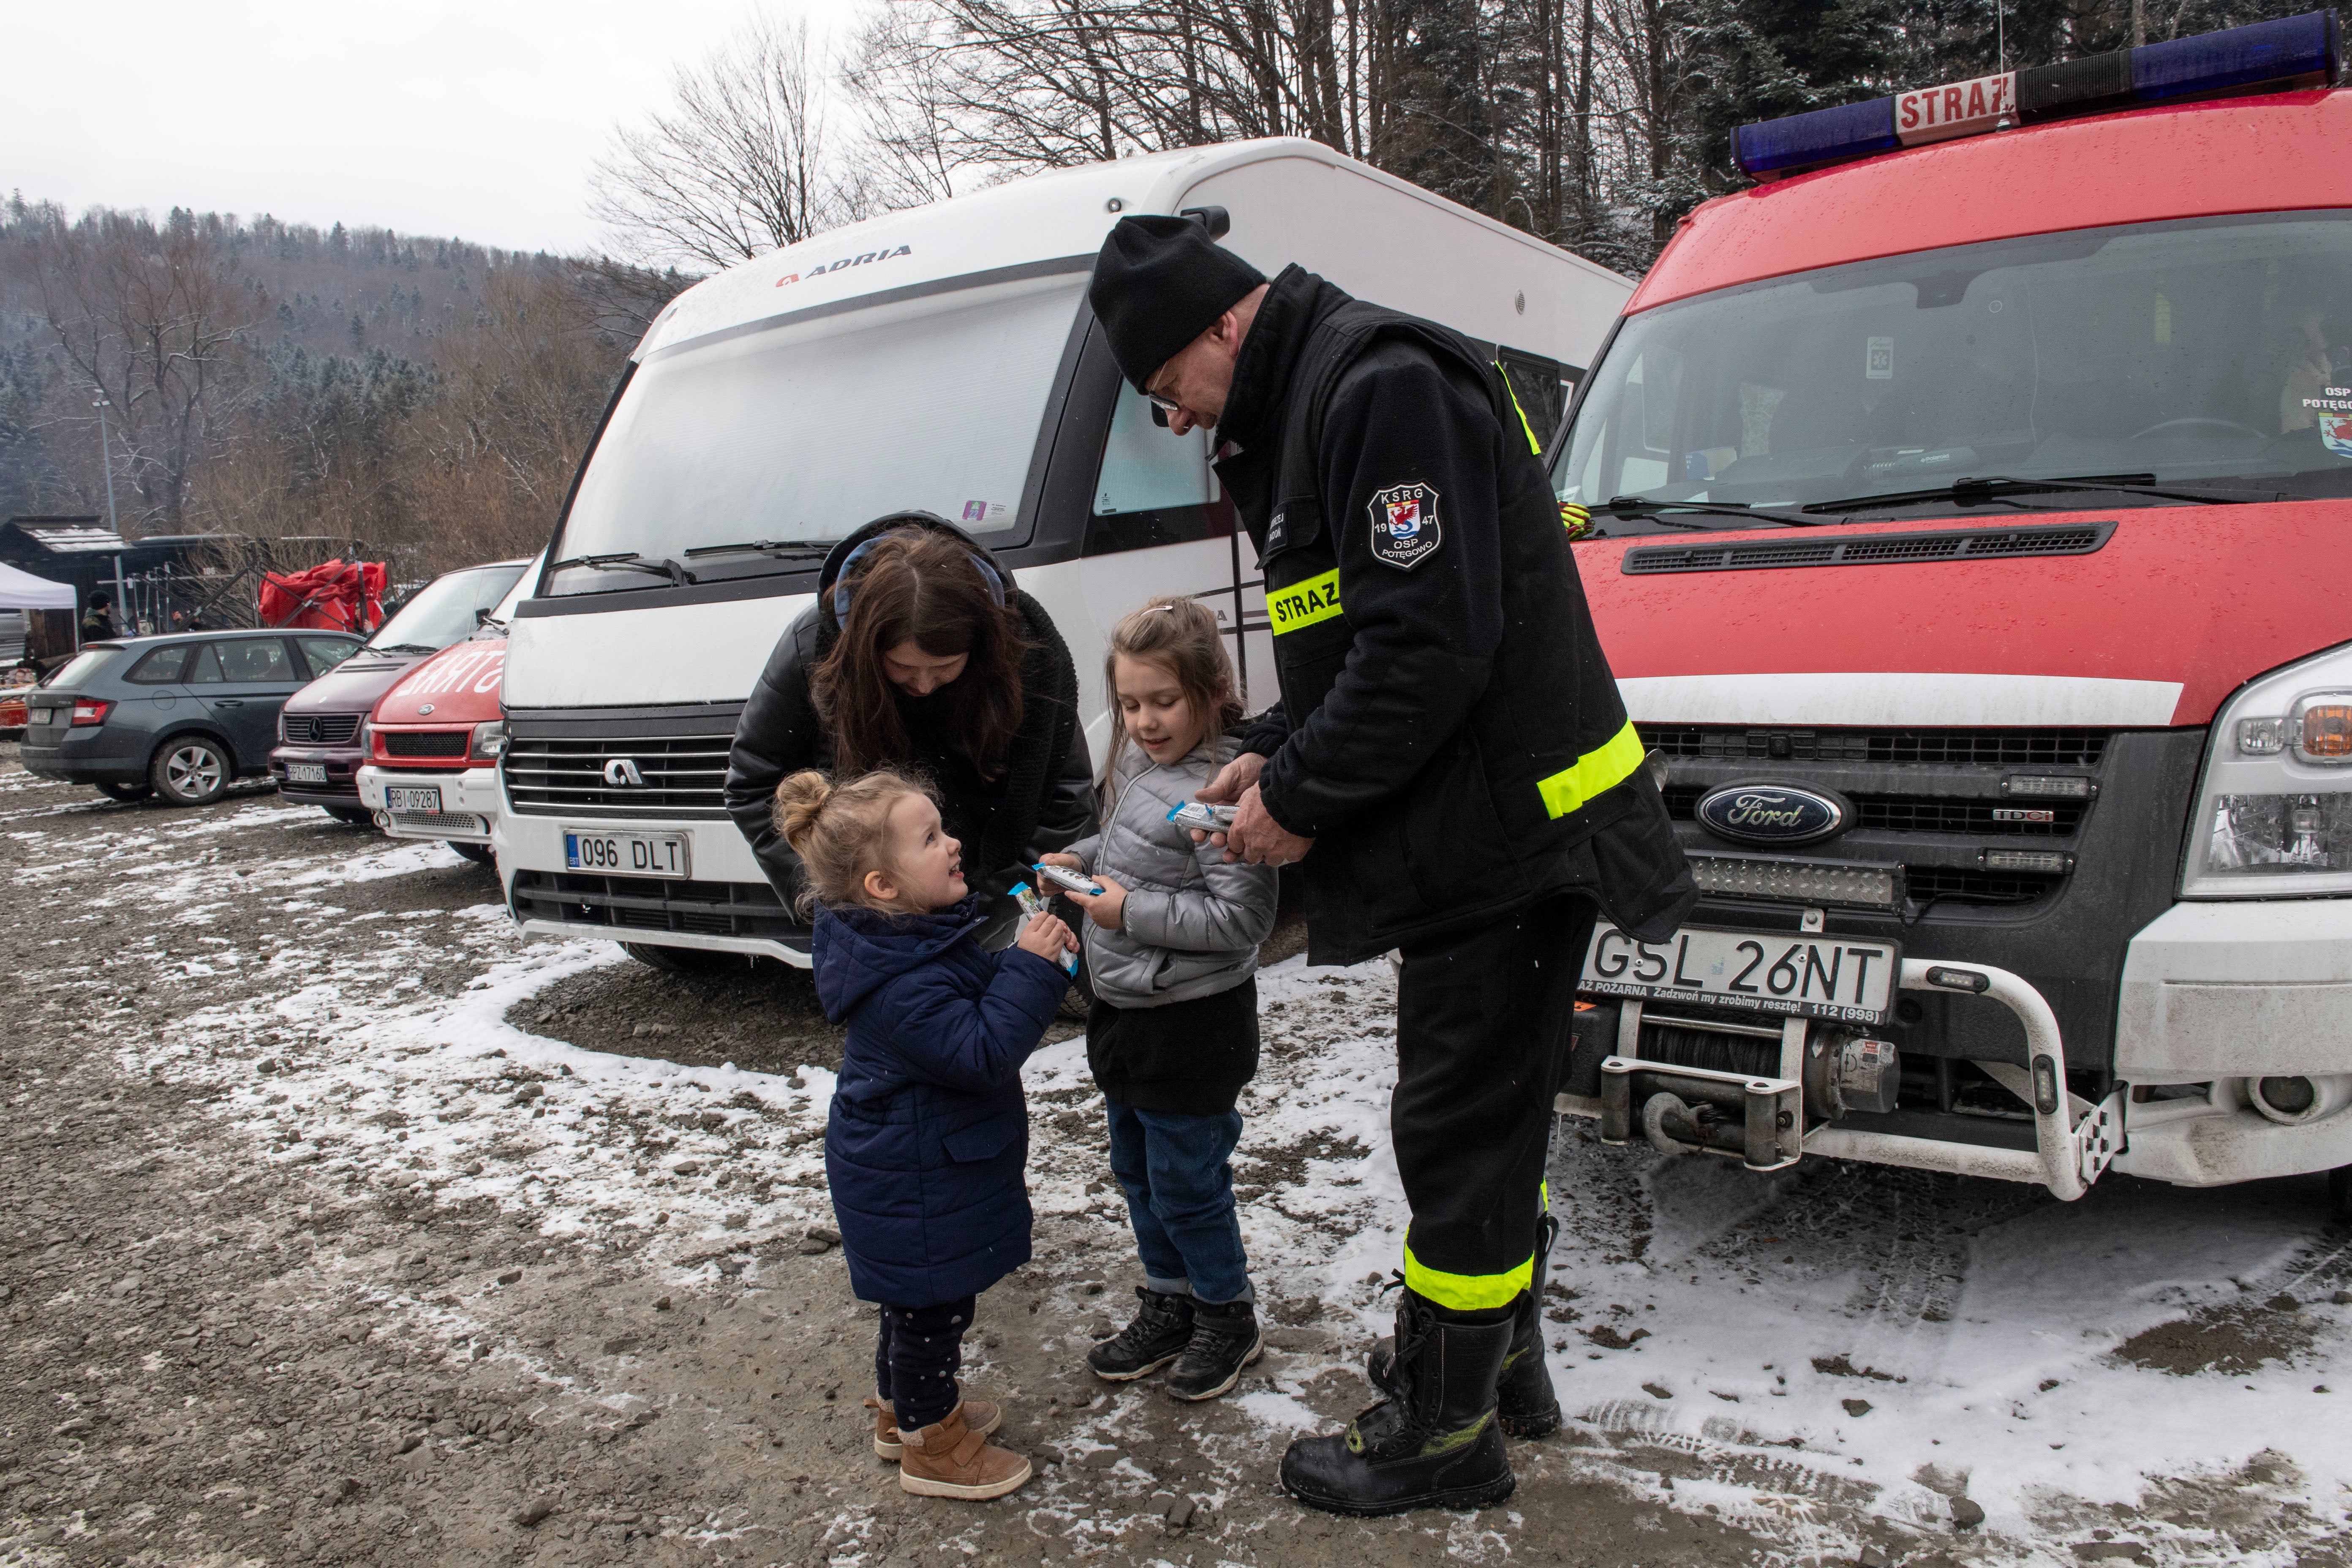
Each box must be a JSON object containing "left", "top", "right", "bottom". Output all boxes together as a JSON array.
[{"left": 1179, "top": 205, "right": 1230, "bottom": 240}]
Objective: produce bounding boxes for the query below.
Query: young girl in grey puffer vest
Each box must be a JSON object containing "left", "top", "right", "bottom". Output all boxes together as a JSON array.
[{"left": 1038, "top": 595, "right": 1279, "bottom": 1402}]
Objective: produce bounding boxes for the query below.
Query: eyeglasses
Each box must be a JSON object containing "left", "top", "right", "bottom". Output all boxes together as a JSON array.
[{"left": 1143, "top": 389, "right": 1183, "bottom": 417}]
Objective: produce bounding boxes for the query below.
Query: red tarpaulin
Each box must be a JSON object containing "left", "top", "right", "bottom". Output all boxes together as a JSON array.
[{"left": 260, "top": 559, "right": 386, "bottom": 634}]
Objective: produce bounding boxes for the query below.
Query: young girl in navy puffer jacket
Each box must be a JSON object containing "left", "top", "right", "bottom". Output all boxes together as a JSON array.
[{"left": 779, "top": 767, "right": 1075, "bottom": 1501}]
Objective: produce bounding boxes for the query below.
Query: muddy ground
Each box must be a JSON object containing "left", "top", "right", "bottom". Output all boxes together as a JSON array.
[{"left": 3, "top": 742, "right": 2349, "bottom": 1568}]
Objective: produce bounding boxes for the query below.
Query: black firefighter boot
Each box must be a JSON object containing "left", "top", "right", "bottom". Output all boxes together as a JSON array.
[
  {"left": 1279, "top": 1290, "right": 1516, "bottom": 1516},
  {"left": 1367, "top": 1214, "right": 1563, "bottom": 1439}
]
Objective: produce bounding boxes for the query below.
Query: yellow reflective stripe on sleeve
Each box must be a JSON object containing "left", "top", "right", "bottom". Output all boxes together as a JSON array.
[
  {"left": 1403, "top": 1241, "right": 1534, "bottom": 1312},
  {"left": 1494, "top": 361, "right": 1544, "bottom": 456},
  {"left": 1266, "top": 566, "right": 1343, "bottom": 636},
  {"left": 1535, "top": 719, "right": 1645, "bottom": 820}
]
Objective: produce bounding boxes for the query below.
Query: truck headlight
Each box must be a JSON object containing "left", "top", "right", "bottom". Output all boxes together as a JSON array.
[
  {"left": 2183, "top": 642, "right": 2352, "bottom": 897},
  {"left": 471, "top": 720, "right": 508, "bottom": 762}
]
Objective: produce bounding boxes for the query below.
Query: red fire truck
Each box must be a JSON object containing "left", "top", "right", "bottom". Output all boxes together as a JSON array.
[{"left": 1560, "top": 14, "right": 2351, "bottom": 1212}]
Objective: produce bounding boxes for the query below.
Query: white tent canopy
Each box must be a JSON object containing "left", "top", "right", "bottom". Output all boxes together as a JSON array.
[{"left": 0, "top": 562, "right": 78, "bottom": 611}]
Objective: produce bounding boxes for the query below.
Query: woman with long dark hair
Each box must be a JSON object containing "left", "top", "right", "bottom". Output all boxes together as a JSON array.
[{"left": 724, "top": 514, "right": 1094, "bottom": 934}]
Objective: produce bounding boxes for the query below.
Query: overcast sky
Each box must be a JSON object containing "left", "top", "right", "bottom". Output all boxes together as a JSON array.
[{"left": 5, "top": 0, "right": 870, "bottom": 256}]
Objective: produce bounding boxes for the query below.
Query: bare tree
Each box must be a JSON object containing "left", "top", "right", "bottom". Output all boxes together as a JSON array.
[
  {"left": 14, "top": 209, "right": 264, "bottom": 535},
  {"left": 591, "top": 15, "right": 856, "bottom": 270}
]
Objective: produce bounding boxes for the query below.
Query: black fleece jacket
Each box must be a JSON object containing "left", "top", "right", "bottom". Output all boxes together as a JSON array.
[{"left": 721, "top": 514, "right": 1095, "bottom": 909}]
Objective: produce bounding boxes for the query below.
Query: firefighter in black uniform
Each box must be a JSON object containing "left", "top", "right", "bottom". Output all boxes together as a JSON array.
[{"left": 1088, "top": 216, "right": 1694, "bottom": 1515}]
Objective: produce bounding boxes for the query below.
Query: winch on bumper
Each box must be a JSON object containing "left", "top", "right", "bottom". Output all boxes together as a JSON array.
[{"left": 1567, "top": 955, "right": 2127, "bottom": 1200}]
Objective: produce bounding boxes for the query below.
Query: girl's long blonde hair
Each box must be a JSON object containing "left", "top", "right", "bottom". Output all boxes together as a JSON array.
[
  {"left": 1098, "top": 596, "right": 1244, "bottom": 821},
  {"left": 773, "top": 768, "right": 931, "bottom": 918}
]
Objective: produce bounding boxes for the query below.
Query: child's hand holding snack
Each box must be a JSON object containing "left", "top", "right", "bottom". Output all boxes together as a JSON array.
[
  {"left": 1016, "top": 910, "right": 1078, "bottom": 963},
  {"left": 1059, "top": 875, "right": 1129, "bottom": 932}
]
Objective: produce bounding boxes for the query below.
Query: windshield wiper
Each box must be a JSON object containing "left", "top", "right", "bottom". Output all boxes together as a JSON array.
[
  {"left": 368, "top": 643, "right": 439, "bottom": 655},
  {"left": 546, "top": 551, "right": 691, "bottom": 585},
  {"left": 680, "top": 538, "right": 834, "bottom": 561},
  {"left": 1803, "top": 473, "right": 2271, "bottom": 514},
  {"left": 1598, "top": 497, "right": 1829, "bottom": 528}
]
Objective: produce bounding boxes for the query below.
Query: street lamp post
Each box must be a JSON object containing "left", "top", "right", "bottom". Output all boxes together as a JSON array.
[{"left": 93, "top": 392, "right": 129, "bottom": 632}]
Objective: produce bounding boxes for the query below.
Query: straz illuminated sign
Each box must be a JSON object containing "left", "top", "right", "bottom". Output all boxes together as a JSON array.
[
  {"left": 776, "top": 245, "right": 914, "bottom": 288},
  {"left": 1896, "top": 71, "right": 2015, "bottom": 145}
]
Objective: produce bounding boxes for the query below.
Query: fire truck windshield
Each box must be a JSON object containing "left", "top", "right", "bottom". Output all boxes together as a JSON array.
[{"left": 1554, "top": 210, "right": 2352, "bottom": 526}]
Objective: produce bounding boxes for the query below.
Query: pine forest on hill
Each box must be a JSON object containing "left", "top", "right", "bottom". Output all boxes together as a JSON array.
[{"left": 0, "top": 0, "right": 2322, "bottom": 588}]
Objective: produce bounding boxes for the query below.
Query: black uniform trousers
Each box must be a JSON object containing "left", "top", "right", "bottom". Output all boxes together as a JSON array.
[{"left": 1391, "top": 891, "right": 1596, "bottom": 1311}]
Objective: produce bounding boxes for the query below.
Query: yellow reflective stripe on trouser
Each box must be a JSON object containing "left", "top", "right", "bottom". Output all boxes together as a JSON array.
[
  {"left": 1266, "top": 566, "right": 1343, "bottom": 635},
  {"left": 1536, "top": 719, "right": 1644, "bottom": 820},
  {"left": 1403, "top": 1241, "right": 1534, "bottom": 1312}
]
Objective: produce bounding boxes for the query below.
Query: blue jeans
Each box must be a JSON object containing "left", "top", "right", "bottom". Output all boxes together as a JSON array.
[{"left": 1104, "top": 1097, "right": 1253, "bottom": 1305}]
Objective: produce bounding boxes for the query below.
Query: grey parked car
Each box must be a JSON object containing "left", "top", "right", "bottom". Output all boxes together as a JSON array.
[{"left": 18, "top": 629, "right": 365, "bottom": 806}]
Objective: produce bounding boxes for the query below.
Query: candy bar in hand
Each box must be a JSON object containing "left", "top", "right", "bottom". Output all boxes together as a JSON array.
[
  {"left": 1009, "top": 883, "right": 1078, "bottom": 973},
  {"left": 1033, "top": 861, "right": 1105, "bottom": 897},
  {"left": 1166, "top": 800, "right": 1238, "bottom": 833}
]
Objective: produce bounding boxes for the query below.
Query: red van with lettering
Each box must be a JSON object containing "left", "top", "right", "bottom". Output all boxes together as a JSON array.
[{"left": 352, "top": 558, "right": 537, "bottom": 864}]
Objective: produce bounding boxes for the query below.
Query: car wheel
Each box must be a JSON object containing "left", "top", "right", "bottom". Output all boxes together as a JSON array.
[
  {"left": 150, "top": 736, "right": 231, "bottom": 806},
  {"left": 621, "top": 942, "right": 744, "bottom": 975},
  {"left": 325, "top": 806, "right": 375, "bottom": 825},
  {"left": 96, "top": 782, "right": 155, "bottom": 803},
  {"left": 448, "top": 840, "right": 495, "bottom": 866}
]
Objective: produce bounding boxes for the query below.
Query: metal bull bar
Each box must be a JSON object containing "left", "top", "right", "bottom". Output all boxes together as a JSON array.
[{"left": 1591, "top": 959, "right": 2125, "bottom": 1200}]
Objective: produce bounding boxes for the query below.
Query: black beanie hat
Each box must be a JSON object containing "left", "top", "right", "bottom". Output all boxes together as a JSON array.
[{"left": 1088, "top": 214, "right": 1267, "bottom": 391}]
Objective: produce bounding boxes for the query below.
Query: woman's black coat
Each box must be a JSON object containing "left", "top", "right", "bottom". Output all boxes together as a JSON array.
[{"left": 722, "top": 514, "right": 1094, "bottom": 908}]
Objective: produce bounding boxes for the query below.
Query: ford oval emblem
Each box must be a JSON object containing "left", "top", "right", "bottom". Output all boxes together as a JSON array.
[
  {"left": 1695, "top": 781, "right": 1849, "bottom": 847},
  {"left": 417, "top": 704, "right": 434, "bottom": 715}
]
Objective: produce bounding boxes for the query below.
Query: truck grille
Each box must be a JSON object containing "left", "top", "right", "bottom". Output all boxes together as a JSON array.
[
  {"left": 1664, "top": 784, "right": 2086, "bottom": 838},
  {"left": 384, "top": 730, "right": 470, "bottom": 758},
  {"left": 509, "top": 869, "right": 805, "bottom": 946},
  {"left": 502, "top": 709, "right": 737, "bottom": 819},
  {"left": 1648, "top": 724, "right": 2118, "bottom": 910},
  {"left": 283, "top": 713, "right": 361, "bottom": 745},
  {"left": 1643, "top": 725, "right": 2109, "bottom": 768}
]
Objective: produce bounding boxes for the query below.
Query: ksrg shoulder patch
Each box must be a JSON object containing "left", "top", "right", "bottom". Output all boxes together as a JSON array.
[{"left": 1368, "top": 482, "right": 1442, "bottom": 571}]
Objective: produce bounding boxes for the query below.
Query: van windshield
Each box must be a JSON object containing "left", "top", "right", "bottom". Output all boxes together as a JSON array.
[
  {"left": 547, "top": 271, "right": 1087, "bottom": 595},
  {"left": 1554, "top": 212, "right": 2352, "bottom": 527},
  {"left": 367, "top": 563, "right": 528, "bottom": 652}
]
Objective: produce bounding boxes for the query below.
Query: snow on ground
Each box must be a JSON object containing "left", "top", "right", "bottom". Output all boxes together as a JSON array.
[
  {"left": 1034, "top": 953, "right": 2352, "bottom": 1562},
  {"left": 21, "top": 777, "right": 2349, "bottom": 1560}
]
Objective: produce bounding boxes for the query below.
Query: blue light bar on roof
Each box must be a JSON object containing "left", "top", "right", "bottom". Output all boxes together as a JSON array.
[{"left": 1731, "top": 9, "right": 2340, "bottom": 179}]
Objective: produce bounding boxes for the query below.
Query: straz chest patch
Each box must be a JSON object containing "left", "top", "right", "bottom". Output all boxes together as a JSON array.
[
  {"left": 1267, "top": 567, "right": 1342, "bottom": 635},
  {"left": 1368, "top": 482, "right": 1443, "bottom": 570}
]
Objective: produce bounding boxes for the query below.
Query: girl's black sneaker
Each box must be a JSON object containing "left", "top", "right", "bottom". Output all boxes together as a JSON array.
[
  {"left": 1087, "top": 1288, "right": 1195, "bottom": 1381},
  {"left": 1165, "top": 1299, "right": 1263, "bottom": 1401}
]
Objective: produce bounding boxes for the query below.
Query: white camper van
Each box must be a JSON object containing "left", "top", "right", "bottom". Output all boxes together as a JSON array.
[{"left": 497, "top": 136, "right": 1633, "bottom": 969}]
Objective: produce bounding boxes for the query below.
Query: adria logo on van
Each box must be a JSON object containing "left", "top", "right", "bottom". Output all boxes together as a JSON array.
[{"left": 776, "top": 245, "right": 914, "bottom": 288}]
